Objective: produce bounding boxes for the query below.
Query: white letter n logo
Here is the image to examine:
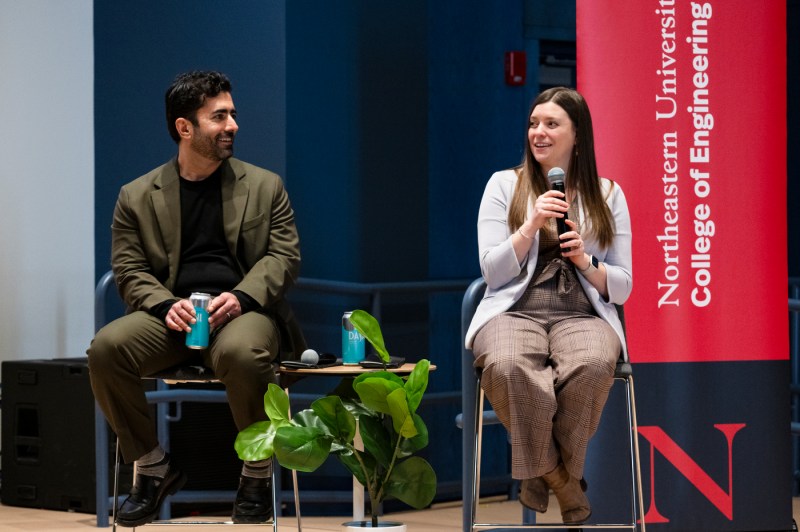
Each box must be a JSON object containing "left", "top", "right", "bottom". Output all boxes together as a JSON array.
[{"left": 637, "top": 424, "right": 746, "bottom": 523}]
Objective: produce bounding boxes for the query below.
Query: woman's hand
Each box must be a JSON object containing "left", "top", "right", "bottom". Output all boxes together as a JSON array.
[
  {"left": 526, "top": 189, "right": 569, "bottom": 235},
  {"left": 560, "top": 219, "right": 589, "bottom": 265},
  {"left": 562, "top": 219, "right": 609, "bottom": 298},
  {"left": 512, "top": 190, "right": 570, "bottom": 264}
]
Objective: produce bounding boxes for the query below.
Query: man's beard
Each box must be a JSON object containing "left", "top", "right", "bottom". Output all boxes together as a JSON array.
[{"left": 191, "top": 131, "right": 235, "bottom": 161}]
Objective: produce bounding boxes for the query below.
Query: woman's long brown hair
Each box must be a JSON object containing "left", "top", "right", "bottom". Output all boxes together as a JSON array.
[{"left": 508, "top": 87, "right": 615, "bottom": 249}]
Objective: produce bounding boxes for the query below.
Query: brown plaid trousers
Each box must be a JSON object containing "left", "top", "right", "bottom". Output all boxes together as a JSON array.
[{"left": 472, "top": 250, "right": 620, "bottom": 481}]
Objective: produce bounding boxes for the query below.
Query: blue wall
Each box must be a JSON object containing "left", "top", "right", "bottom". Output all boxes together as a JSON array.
[
  {"left": 285, "top": 1, "right": 430, "bottom": 282},
  {"left": 94, "top": 1, "right": 287, "bottom": 277}
]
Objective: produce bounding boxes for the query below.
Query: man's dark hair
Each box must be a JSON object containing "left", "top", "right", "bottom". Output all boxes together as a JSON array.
[{"left": 165, "top": 71, "right": 232, "bottom": 143}]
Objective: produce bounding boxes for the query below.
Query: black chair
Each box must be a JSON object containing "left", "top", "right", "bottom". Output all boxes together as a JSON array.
[
  {"left": 92, "top": 270, "right": 301, "bottom": 530},
  {"left": 458, "top": 278, "right": 646, "bottom": 531}
]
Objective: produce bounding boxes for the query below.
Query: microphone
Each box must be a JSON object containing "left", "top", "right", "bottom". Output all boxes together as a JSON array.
[
  {"left": 300, "top": 348, "right": 320, "bottom": 365},
  {"left": 547, "top": 167, "right": 570, "bottom": 251}
]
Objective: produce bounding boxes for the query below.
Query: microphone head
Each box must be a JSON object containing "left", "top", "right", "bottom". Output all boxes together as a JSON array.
[
  {"left": 547, "top": 167, "right": 565, "bottom": 185},
  {"left": 300, "top": 348, "right": 320, "bottom": 365}
]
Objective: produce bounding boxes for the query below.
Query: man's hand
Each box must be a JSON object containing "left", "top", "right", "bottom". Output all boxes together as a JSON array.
[
  {"left": 208, "top": 292, "right": 241, "bottom": 328},
  {"left": 165, "top": 299, "right": 196, "bottom": 332}
]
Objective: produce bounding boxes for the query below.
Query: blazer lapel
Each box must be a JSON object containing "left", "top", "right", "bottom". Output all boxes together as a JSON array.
[
  {"left": 221, "top": 159, "right": 248, "bottom": 259},
  {"left": 151, "top": 161, "right": 181, "bottom": 284}
]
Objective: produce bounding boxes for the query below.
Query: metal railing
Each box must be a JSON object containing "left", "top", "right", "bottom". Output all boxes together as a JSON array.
[{"left": 294, "top": 276, "right": 475, "bottom": 322}]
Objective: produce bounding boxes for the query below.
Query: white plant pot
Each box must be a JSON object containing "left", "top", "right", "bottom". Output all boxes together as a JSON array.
[{"left": 342, "top": 520, "right": 406, "bottom": 531}]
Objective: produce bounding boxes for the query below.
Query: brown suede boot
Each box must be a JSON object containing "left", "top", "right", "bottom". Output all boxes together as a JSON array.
[
  {"left": 519, "top": 477, "right": 549, "bottom": 513},
  {"left": 541, "top": 463, "right": 591, "bottom": 524}
]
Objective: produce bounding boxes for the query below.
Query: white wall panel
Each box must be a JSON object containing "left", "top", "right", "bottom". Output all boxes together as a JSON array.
[{"left": 0, "top": 0, "right": 94, "bottom": 363}]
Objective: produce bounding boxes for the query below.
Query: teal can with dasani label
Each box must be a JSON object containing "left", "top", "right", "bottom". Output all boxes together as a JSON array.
[
  {"left": 341, "top": 311, "right": 365, "bottom": 365},
  {"left": 186, "top": 292, "right": 212, "bottom": 349}
]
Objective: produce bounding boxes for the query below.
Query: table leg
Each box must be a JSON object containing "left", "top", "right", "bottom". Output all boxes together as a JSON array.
[{"left": 353, "top": 419, "right": 365, "bottom": 521}]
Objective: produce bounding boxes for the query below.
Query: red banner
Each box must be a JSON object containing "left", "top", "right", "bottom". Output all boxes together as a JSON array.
[{"left": 577, "top": 0, "right": 787, "bottom": 362}]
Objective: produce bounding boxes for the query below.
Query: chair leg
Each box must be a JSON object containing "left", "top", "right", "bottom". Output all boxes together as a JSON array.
[
  {"left": 112, "top": 439, "right": 120, "bottom": 532},
  {"left": 622, "top": 377, "right": 637, "bottom": 531},
  {"left": 271, "top": 462, "right": 279, "bottom": 532},
  {"left": 291, "top": 468, "right": 303, "bottom": 531},
  {"left": 461, "top": 374, "right": 476, "bottom": 532},
  {"left": 470, "top": 375, "right": 483, "bottom": 532},
  {"left": 283, "top": 386, "right": 303, "bottom": 532},
  {"left": 521, "top": 506, "right": 537, "bottom": 525},
  {"left": 95, "top": 405, "right": 111, "bottom": 527},
  {"left": 628, "top": 375, "right": 646, "bottom": 532}
]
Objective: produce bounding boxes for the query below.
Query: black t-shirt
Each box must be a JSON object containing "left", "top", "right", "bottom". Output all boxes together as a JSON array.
[
  {"left": 173, "top": 170, "right": 241, "bottom": 298},
  {"left": 148, "top": 168, "right": 258, "bottom": 320}
]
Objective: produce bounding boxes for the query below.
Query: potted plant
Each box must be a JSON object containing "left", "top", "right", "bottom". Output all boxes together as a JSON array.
[{"left": 235, "top": 309, "right": 437, "bottom": 530}]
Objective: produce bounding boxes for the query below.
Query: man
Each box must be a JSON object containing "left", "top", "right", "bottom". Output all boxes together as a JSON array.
[{"left": 88, "top": 70, "right": 304, "bottom": 527}]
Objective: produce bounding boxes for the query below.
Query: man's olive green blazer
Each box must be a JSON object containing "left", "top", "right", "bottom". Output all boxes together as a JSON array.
[{"left": 109, "top": 157, "right": 305, "bottom": 359}]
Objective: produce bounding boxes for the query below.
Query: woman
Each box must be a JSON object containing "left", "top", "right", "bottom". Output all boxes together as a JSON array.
[{"left": 465, "top": 87, "right": 632, "bottom": 524}]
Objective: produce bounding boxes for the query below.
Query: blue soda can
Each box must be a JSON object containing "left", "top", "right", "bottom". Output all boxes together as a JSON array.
[
  {"left": 342, "top": 311, "right": 365, "bottom": 365},
  {"left": 185, "top": 292, "right": 212, "bottom": 349}
]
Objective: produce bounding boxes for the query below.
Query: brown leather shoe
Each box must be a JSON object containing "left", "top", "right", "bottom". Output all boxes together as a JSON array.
[
  {"left": 541, "top": 463, "right": 591, "bottom": 524},
  {"left": 519, "top": 477, "right": 549, "bottom": 513}
]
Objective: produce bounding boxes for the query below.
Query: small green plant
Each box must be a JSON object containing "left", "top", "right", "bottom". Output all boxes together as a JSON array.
[{"left": 235, "top": 310, "right": 436, "bottom": 527}]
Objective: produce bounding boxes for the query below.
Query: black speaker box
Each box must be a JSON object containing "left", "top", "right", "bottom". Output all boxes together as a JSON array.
[
  {"left": 1, "top": 357, "right": 244, "bottom": 516},
  {"left": 0, "top": 357, "right": 120, "bottom": 513}
]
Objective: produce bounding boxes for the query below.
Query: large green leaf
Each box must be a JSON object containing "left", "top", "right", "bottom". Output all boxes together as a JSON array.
[
  {"left": 264, "top": 383, "right": 291, "bottom": 422},
  {"left": 288, "top": 401, "right": 357, "bottom": 448},
  {"left": 384, "top": 456, "right": 437, "bottom": 509},
  {"left": 291, "top": 409, "right": 333, "bottom": 437},
  {"left": 404, "top": 359, "right": 430, "bottom": 413},
  {"left": 311, "top": 395, "right": 356, "bottom": 442},
  {"left": 355, "top": 376, "right": 403, "bottom": 415},
  {"left": 273, "top": 425, "right": 332, "bottom": 472},
  {"left": 398, "top": 413, "right": 428, "bottom": 456},
  {"left": 234, "top": 420, "right": 275, "bottom": 461},
  {"left": 236, "top": 384, "right": 295, "bottom": 462},
  {"left": 353, "top": 370, "right": 405, "bottom": 389},
  {"left": 349, "top": 310, "right": 390, "bottom": 363},
  {"left": 359, "top": 414, "right": 394, "bottom": 467},
  {"left": 386, "top": 388, "right": 417, "bottom": 438}
]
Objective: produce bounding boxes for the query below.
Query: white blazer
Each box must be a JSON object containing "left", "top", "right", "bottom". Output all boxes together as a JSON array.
[{"left": 465, "top": 169, "right": 633, "bottom": 360}]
